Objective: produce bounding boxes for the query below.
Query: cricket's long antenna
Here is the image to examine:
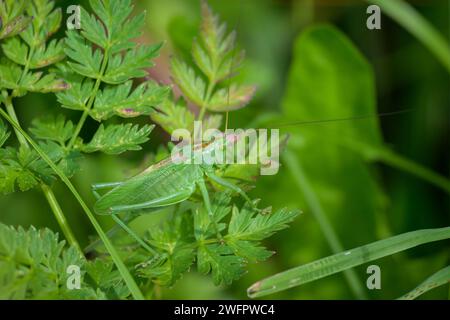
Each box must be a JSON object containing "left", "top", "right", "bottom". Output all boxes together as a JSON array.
[
  {"left": 225, "top": 0, "right": 243, "bottom": 132},
  {"left": 264, "top": 109, "right": 412, "bottom": 129}
]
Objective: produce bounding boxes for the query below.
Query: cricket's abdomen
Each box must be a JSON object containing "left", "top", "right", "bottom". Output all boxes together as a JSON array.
[{"left": 94, "top": 164, "right": 202, "bottom": 215}]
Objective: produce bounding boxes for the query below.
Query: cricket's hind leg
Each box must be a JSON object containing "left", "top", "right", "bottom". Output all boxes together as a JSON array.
[{"left": 111, "top": 214, "right": 157, "bottom": 255}]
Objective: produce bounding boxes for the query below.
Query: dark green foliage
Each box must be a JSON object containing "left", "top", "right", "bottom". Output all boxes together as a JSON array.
[{"left": 137, "top": 193, "right": 299, "bottom": 286}]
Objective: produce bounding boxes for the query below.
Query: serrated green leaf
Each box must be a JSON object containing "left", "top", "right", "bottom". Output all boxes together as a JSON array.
[
  {"left": 208, "top": 85, "right": 256, "bottom": 112},
  {"left": 20, "top": 1, "right": 61, "bottom": 47},
  {"left": 0, "top": 146, "right": 54, "bottom": 193},
  {"left": 192, "top": 1, "right": 244, "bottom": 82},
  {"left": 91, "top": 80, "right": 170, "bottom": 121},
  {"left": 0, "top": 15, "right": 32, "bottom": 40},
  {"left": 30, "top": 115, "right": 75, "bottom": 145},
  {"left": 138, "top": 247, "right": 195, "bottom": 287},
  {"left": 194, "top": 191, "right": 232, "bottom": 241},
  {"left": 0, "top": 59, "right": 67, "bottom": 96},
  {"left": 81, "top": 124, "right": 154, "bottom": 155},
  {"left": 197, "top": 243, "right": 245, "bottom": 285},
  {"left": 82, "top": 0, "right": 145, "bottom": 54},
  {"left": 0, "top": 223, "right": 103, "bottom": 299},
  {"left": 151, "top": 96, "right": 195, "bottom": 134},
  {"left": 227, "top": 206, "right": 299, "bottom": 241},
  {"left": 29, "top": 39, "right": 65, "bottom": 69},
  {"left": 1, "top": 37, "right": 28, "bottom": 65},
  {"left": 226, "top": 240, "right": 273, "bottom": 263},
  {"left": 56, "top": 75, "right": 94, "bottom": 111},
  {"left": 65, "top": 31, "right": 103, "bottom": 79},
  {"left": 102, "top": 43, "right": 162, "bottom": 84},
  {"left": 171, "top": 58, "right": 206, "bottom": 106}
]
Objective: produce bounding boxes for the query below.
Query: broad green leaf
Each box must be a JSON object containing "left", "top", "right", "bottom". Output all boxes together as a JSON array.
[
  {"left": 248, "top": 227, "right": 450, "bottom": 298},
  {"left": 81, "top": 124, "right": 154, "bottom": 155},
  {"left": 280, "top": 24, "right": 383, "bottom": 248}
]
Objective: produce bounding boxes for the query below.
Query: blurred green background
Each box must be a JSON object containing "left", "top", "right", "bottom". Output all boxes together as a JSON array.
[{"left": 1, "top": 0, "right": 449, "bottom": 299}]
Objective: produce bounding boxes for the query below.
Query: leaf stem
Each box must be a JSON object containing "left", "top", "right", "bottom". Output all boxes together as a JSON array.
[
  {"left": 283, "top": 150, "right": 368, "bottom": 299},
  {"left": 41, "top": 184, "right": 82, "bottom": 254},
  {"left": 0, "top": 108, "right": 145, "bottom": 300},
  {"left": 198, "top": 80, "right": 215, "bottom": 121},
  {"left": 67, "top": 47, "right": 110, "bottom": 149}
]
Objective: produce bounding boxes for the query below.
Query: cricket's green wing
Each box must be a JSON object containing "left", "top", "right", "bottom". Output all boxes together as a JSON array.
[{"left": 94, "top": 163, "right": 203, "bottom": 215}]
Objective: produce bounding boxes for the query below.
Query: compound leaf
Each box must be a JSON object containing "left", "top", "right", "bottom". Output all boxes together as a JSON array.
[
  {"left": 91, "top": 80, "right": 170, "bottom": 121},
  {"left": 81, "top": 123, "right": 154, "bottom": 155}
]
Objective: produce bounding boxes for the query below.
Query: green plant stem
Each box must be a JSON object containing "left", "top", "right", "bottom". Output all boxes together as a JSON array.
[
  {"left": 367, "top": 0, "right": 450, "bottom": 73},
  {"left": 2, "top": 95, "right": 82, "bottom": 254},
  {"left": 377, "top": 148, "right": 450, "bottom": 194},
  {"left": 41, "top": 184, "right": 82, "bottom": 254},
  {"left": 3, "top": 96, "right": 28, "bottom": 147},
  {"left": 283, "top": 150, "right": 367, "bottom": 300},
  {"left": 198, "top": 80, "right": 215, "bottom": 121},
  {"left": 0, "top": 108, "right": 145, "bottom": 300},
  {"left": 67, "top": 47, "right": 110, "bottom": 149}
]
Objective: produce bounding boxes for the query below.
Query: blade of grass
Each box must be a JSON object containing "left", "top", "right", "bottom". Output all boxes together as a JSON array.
[
  {"left": 367, "top": 0, "right": 450, "bottom": 73},
  {"left": 41, "top": 184, "right": 82, "bottom": 254},
  {"left": 0, "top": 108, "right": 145, "bottom": 300},
  {"left": 2, "top": 94, "right": 83, "bottom": 255},
  {"left": 398, "top": 266, "right": 450, "bottom": 300},
  {"left": 248, "top": 226, "right": 450, "bottom": 298},
  {"left": 283, "top": 150, "right": 368, "bottom": 299}
]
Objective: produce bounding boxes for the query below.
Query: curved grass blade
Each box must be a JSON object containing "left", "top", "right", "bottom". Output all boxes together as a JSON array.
[
  {"left": 367, "top": 0, "right": 450, "bottom": 73},
  {"left": 398, "top": 266, "right": 450, "bottom": 300},
  {"left": 0, "top": 108, "right": 145, "bottom": 300},
  {"left": 248, "top": 227, "right": 450, "bottom": 298}
]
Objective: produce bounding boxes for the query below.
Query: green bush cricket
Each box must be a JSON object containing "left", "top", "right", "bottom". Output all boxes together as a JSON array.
[{"left": 90, "top": 132, "right": 254, "bottom": 253}]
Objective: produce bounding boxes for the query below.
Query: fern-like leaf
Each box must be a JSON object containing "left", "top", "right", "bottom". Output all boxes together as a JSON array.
[{"left": 81, "top": 124, "right": 154, "bottom": 155}]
